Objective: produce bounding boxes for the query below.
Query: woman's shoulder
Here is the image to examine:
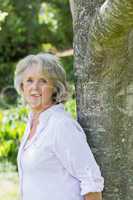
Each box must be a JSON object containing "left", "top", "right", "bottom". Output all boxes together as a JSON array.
[
  {"left": 49, "top": 109, "right": 87, "bottom": 145},
  {"left": 50, "top": 109, "right": 73, "bottom": 124},
  {"left": 49, "top": 109, "right": 84, "bottom": 133}
]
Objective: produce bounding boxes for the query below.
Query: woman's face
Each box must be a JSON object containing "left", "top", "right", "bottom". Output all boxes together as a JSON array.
[{"left": 21, "top": 64, "right": 54, "bottom": 112}]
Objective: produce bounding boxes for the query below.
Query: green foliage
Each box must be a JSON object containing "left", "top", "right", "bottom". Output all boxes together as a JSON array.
[
  {"left": 60, "top": 56, "right": 74, "bottom": 82},
  {"left": 0, "top": 0, "right": 73, "bottom": 97},
  {"left": 0, "top": 1, "right": 41, "bottom": 61},
  {"left": 0, "top": 106, "right": 28, "bottom": 165},
  {"left": 0, "top": 0, "right": 72, "bottom": 60},
  {"left": 65, "top": 99, "right": 77, "bottom": 119},
  {"left": 41, "top": 1, "right": 73, "bottom": 49},
  {"left": 0, "top": 62, "right": 15, "bottom": 94}
]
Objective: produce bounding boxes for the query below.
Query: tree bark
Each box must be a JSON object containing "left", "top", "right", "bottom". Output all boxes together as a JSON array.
[{"left": 70, "top": 0, "right": 133, "bottom": 200}]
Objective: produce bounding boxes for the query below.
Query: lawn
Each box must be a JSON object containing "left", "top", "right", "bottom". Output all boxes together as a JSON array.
[{"left": 0, "top": 171, "right": 19, "bottom": 200}]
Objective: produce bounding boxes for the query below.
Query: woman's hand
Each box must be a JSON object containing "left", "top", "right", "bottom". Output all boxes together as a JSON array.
[{"left": 84, "top": 192, "right": 102, "bottom": 200}]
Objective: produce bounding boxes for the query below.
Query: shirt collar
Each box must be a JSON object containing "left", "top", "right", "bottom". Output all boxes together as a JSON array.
[{"left": 28, "top": 103, "right": 65, "bottom": 125}]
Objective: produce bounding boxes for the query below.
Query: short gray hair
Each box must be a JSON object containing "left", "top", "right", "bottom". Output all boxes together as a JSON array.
[{"left": 14, "top": 53, "right": 69, "bottom": 104}]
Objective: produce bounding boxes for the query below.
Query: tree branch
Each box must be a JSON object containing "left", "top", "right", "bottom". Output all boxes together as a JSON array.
[
  {"left": 90, "top": 0, "right": 133, "bottom": 51},
  {"left": 85, "top": 0, "right": 133, "bottom": 77}
]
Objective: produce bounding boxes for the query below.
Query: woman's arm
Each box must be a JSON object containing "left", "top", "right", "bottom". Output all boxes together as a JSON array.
[
  {"left": 84, "top": 192, "right": 102, "bottom": 200},
  {"left": 53, "top": 118, "right": 104, "bottom": 196}
]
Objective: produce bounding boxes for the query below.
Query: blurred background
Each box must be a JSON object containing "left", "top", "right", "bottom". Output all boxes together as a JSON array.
[{"left": 0, "top": 1, "right": 76, "bottom": 199}]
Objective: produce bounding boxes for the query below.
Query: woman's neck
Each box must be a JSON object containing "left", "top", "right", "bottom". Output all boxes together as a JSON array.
[{"left": 31, "top": 102, "right": 56, "bottom": 118}]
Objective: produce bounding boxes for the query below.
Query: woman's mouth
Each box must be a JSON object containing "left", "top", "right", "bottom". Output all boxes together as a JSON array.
[{"left": 30, "top": 94, "right": 41, "bottom": 98}]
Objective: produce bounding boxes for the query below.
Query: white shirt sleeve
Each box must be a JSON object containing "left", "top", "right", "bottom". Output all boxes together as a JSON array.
[{"left": 52, "top": 117, "right": 104, "bottom": 195}]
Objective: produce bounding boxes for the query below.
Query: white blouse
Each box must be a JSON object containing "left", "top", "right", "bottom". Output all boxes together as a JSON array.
[{"left": 17, "top": 103, "right": 104, "bottom": 200}]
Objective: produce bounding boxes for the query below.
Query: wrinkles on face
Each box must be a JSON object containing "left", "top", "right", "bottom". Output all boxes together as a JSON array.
[{"left": 22, "top": 64, "right": 54, "bottom": 112}]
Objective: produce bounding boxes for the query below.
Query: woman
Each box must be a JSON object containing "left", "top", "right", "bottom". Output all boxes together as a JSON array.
[{"left": 14, "top": 53, "right": 104, "bottom": 200}]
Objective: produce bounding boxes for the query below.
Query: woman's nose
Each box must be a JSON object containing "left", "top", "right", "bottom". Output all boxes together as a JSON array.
[{"left": 31, "top": 81, "right": 40, "bottom": 90}]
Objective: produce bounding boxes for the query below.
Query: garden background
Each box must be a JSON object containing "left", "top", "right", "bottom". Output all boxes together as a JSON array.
[{"left": 0, "top": 1, "right": 75, "bottom": 199}]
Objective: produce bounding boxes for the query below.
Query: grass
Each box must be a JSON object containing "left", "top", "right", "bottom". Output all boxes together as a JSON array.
[
  {"left": 0, "top": 162, "right": 19, "bottom": 200},
  {"left": 0, "top": 172, "right": 19, "bottom": 200}
]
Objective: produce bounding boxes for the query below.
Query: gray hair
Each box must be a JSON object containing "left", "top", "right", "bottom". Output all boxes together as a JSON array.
[{"left": 14, "top": 53, "right": 69, "bottom": 104}]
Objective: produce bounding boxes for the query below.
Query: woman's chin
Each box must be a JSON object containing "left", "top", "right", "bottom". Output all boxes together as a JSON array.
[
  {"left": 29, "top": 104, "right": 42, "bottom": 111},
  {"left": 29, "top": 104, "right": 48, "bottom": 112}
]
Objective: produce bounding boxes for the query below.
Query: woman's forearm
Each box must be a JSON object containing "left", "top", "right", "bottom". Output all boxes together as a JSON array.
[{"left": 84, "top": 192, "right": 102, "bottom": 200}]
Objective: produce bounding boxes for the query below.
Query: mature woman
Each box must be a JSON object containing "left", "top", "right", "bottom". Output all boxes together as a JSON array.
[{"left": 14, "top": 53, "right": 104, "bottom": 200}]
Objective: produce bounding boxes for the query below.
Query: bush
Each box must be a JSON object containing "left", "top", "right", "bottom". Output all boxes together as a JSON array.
[{"left": 0, "top": 106, "right": 28, "bottom": 166}]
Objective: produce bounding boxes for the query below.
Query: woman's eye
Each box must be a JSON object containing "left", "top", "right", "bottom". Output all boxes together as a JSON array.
[
  {"left": 39, "top": 79, "right": 47, "bottom": 83},
  {"left": 27, "top": 78, "right": 33, "bottom": 83}
]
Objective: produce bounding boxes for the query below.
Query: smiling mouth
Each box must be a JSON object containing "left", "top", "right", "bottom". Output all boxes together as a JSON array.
[{"left": 30, "top": 94, "right": 41, "bottom": 97}]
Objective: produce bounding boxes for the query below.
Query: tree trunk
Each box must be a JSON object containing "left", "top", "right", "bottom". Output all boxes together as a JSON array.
[{"left": 69, "top": 0, "right": 133, "bottom": 199}]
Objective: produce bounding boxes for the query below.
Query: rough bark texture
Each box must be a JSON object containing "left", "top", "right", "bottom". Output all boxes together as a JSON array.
[{"left": 70, "top": 0, "right": 133, "bottom": 199}]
